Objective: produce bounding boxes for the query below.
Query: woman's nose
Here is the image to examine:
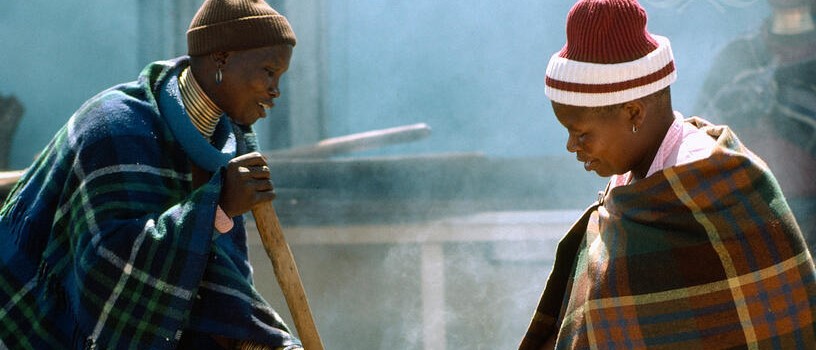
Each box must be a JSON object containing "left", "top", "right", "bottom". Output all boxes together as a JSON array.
[
  {"left": 566, "top": 135, "right": 579, "bottom": 153},
  {"left": 270, "top": 86, "right": 280, "bottom": 98}
]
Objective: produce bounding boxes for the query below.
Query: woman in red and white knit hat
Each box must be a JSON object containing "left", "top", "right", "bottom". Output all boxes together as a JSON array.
[{"left": 519, "top": 0, "right": 816, "bottom": 349}]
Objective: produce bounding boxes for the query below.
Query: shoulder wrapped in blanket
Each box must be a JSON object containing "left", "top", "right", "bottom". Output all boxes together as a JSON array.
[
  {"left": 0, "top": 57, "right": 298, "bottom": 349},
  {"left": 521, "top": 118, "right": 816, "bottom": 349}
]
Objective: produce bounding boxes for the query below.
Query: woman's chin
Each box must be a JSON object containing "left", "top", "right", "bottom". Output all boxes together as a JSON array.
[
  {"left": 593, "top": 169, "right": 614, "bottom": 178},
  {"left": 229, "top": 113, "right": 262, "bottom": 127}
]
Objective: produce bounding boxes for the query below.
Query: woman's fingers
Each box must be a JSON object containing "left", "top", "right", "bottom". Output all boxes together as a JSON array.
[
  {"left": 231, "top": 152, "right": 268, "bottom": 167},
  {"left": 252, "top": 178, "right": 274, "bottom": 191}
]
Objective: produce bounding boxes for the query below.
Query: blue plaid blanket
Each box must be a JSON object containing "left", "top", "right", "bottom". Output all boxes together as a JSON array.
[{"left": 0, "top": 57, "right": 298, "bottom": 349}]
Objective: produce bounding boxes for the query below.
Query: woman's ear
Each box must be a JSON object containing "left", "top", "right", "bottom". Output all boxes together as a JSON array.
[
  {"left": 209, "top": 51, "right": 231, "bottom": 86},
  {"left": 623, "top": 100, "right": 646, "bottom": 129},
  {"left": 211, "top": 51, "right": 230, "bottom": 66}
]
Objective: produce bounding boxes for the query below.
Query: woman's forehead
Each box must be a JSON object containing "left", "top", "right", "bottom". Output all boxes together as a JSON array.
[
  {"left": 553, "top": 104, "right": 599, "bottom": 128},
  {"left": 555, "top": 102, "right": 625, "bottom": 128},
  {"left": 233, "top": 45, "right": 292, "bottom": 65}
]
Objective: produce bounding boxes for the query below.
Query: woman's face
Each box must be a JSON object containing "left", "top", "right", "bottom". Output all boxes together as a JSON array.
[
  {"left": 552, "top": 102, "right": 642, "bottom": 177},
  {"left": 216, "top": 44, "right": 293, "bottom": 126}
]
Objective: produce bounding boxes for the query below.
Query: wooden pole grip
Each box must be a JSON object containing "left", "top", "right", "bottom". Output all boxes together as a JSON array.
[{"left": 251, "top": 202, "right": 325, "bottom": 350}]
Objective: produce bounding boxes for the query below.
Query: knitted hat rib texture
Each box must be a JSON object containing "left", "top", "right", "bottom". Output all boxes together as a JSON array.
[
  {"left": 545, "top": 0, "right": 676, "bottom": 107},
  {"left": 187, "top": 0, "right": 296, "bottom": 56}
]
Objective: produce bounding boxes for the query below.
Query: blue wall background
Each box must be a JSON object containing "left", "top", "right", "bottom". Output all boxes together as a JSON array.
[
  {"left": 321, "top": 0, "right": 770, "bottom": 157},
  {"left": 1, "top": 0, "right": 141, "bottom": 167},
  {"left": 1, "top": 0, "right": 769, "bottom": 165}
]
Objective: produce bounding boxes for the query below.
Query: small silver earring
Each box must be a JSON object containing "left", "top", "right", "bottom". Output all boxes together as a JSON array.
[
  {"left": 632, "top": 125, "right": 638, "bottom": 134},
  {"left": 215, "top": 68, "right": 223, "bottom": 85}
]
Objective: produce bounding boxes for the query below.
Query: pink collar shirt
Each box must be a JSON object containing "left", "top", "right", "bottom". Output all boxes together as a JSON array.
[{"left": 611, "top": 112, "right": 717, "bottom": 188}]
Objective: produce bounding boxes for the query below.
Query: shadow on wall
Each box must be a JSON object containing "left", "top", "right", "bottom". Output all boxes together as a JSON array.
[
  {"left": 0, "top": 94, "right": 24, "bottom": 203},
  {"left": 0, "top": 94, "right": 24, "bottom": 170}
]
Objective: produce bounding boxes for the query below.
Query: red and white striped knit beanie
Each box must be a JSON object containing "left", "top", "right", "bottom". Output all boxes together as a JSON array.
[{"left": 545, "top": 0, "right": 676, "bottom": 107}]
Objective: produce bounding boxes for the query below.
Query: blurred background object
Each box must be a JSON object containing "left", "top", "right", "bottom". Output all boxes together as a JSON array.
[
  {"left": 0, "top": 94, "right": 23, "bottom": 170},
  {"left": 0, "top": 94, "right": 24, "bottom": 202},
  {"left": 695, "top": 0, "right": 816, "bottom": 249}
]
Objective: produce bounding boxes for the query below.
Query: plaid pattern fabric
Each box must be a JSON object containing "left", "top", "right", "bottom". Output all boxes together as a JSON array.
[
  {"left": 521, "top": 118, "right": 816, "bottom": 349},
  {"left": 0, "top": 58, "right": 297, "bottom": 349}
]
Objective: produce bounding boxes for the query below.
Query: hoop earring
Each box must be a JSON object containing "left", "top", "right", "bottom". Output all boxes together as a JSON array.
[
  {"left": 632, "top": 125, "right": 638, "bottom": 134},
  {"left": 212, "top": 52, "right": 228, "bottom": 85}
]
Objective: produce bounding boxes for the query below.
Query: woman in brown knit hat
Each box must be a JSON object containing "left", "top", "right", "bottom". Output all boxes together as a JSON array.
[{"left": 0, "top": 0, "right": 303, "bottom": 349}]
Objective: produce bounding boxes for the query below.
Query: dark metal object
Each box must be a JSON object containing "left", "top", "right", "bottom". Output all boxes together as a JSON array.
[
  {"left": 0, "top": 95, "right": 24, "bottom": 170},
  {"left": 264, "top": 123, "right": 431, "bottom": 159}
]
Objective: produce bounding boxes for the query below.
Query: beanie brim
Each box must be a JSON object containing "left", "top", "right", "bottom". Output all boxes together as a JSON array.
[
  {"left": 187, "top": 15, "right": 297, "bottom": 56},
  {"left": 545, "top": 35, "right": 676, "bottom": 107}
]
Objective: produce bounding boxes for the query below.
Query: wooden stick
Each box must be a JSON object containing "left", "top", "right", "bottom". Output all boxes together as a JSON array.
[
  {"left": 0, "top": 169, "right": 24, "bottom": 187},
  {"left": 252, "top": 202, "right": 325, "bottom": 350}
]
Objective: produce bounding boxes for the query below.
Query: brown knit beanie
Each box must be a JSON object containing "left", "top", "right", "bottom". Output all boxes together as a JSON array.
[{"left": 187, "top": 0, "right": 296, "bottom": 56}]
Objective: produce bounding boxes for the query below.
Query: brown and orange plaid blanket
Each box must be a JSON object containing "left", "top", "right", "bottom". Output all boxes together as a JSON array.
[{"left": 521, "top": 119, "right": 816, "bottom": 349}]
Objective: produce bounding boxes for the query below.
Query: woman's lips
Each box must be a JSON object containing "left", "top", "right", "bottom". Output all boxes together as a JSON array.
[
  {"left": 257, "top": 101, "right": 275, "bottom": 119},
  {"left": 579, "top": 157, "right": 596, "bottom": 171}
]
